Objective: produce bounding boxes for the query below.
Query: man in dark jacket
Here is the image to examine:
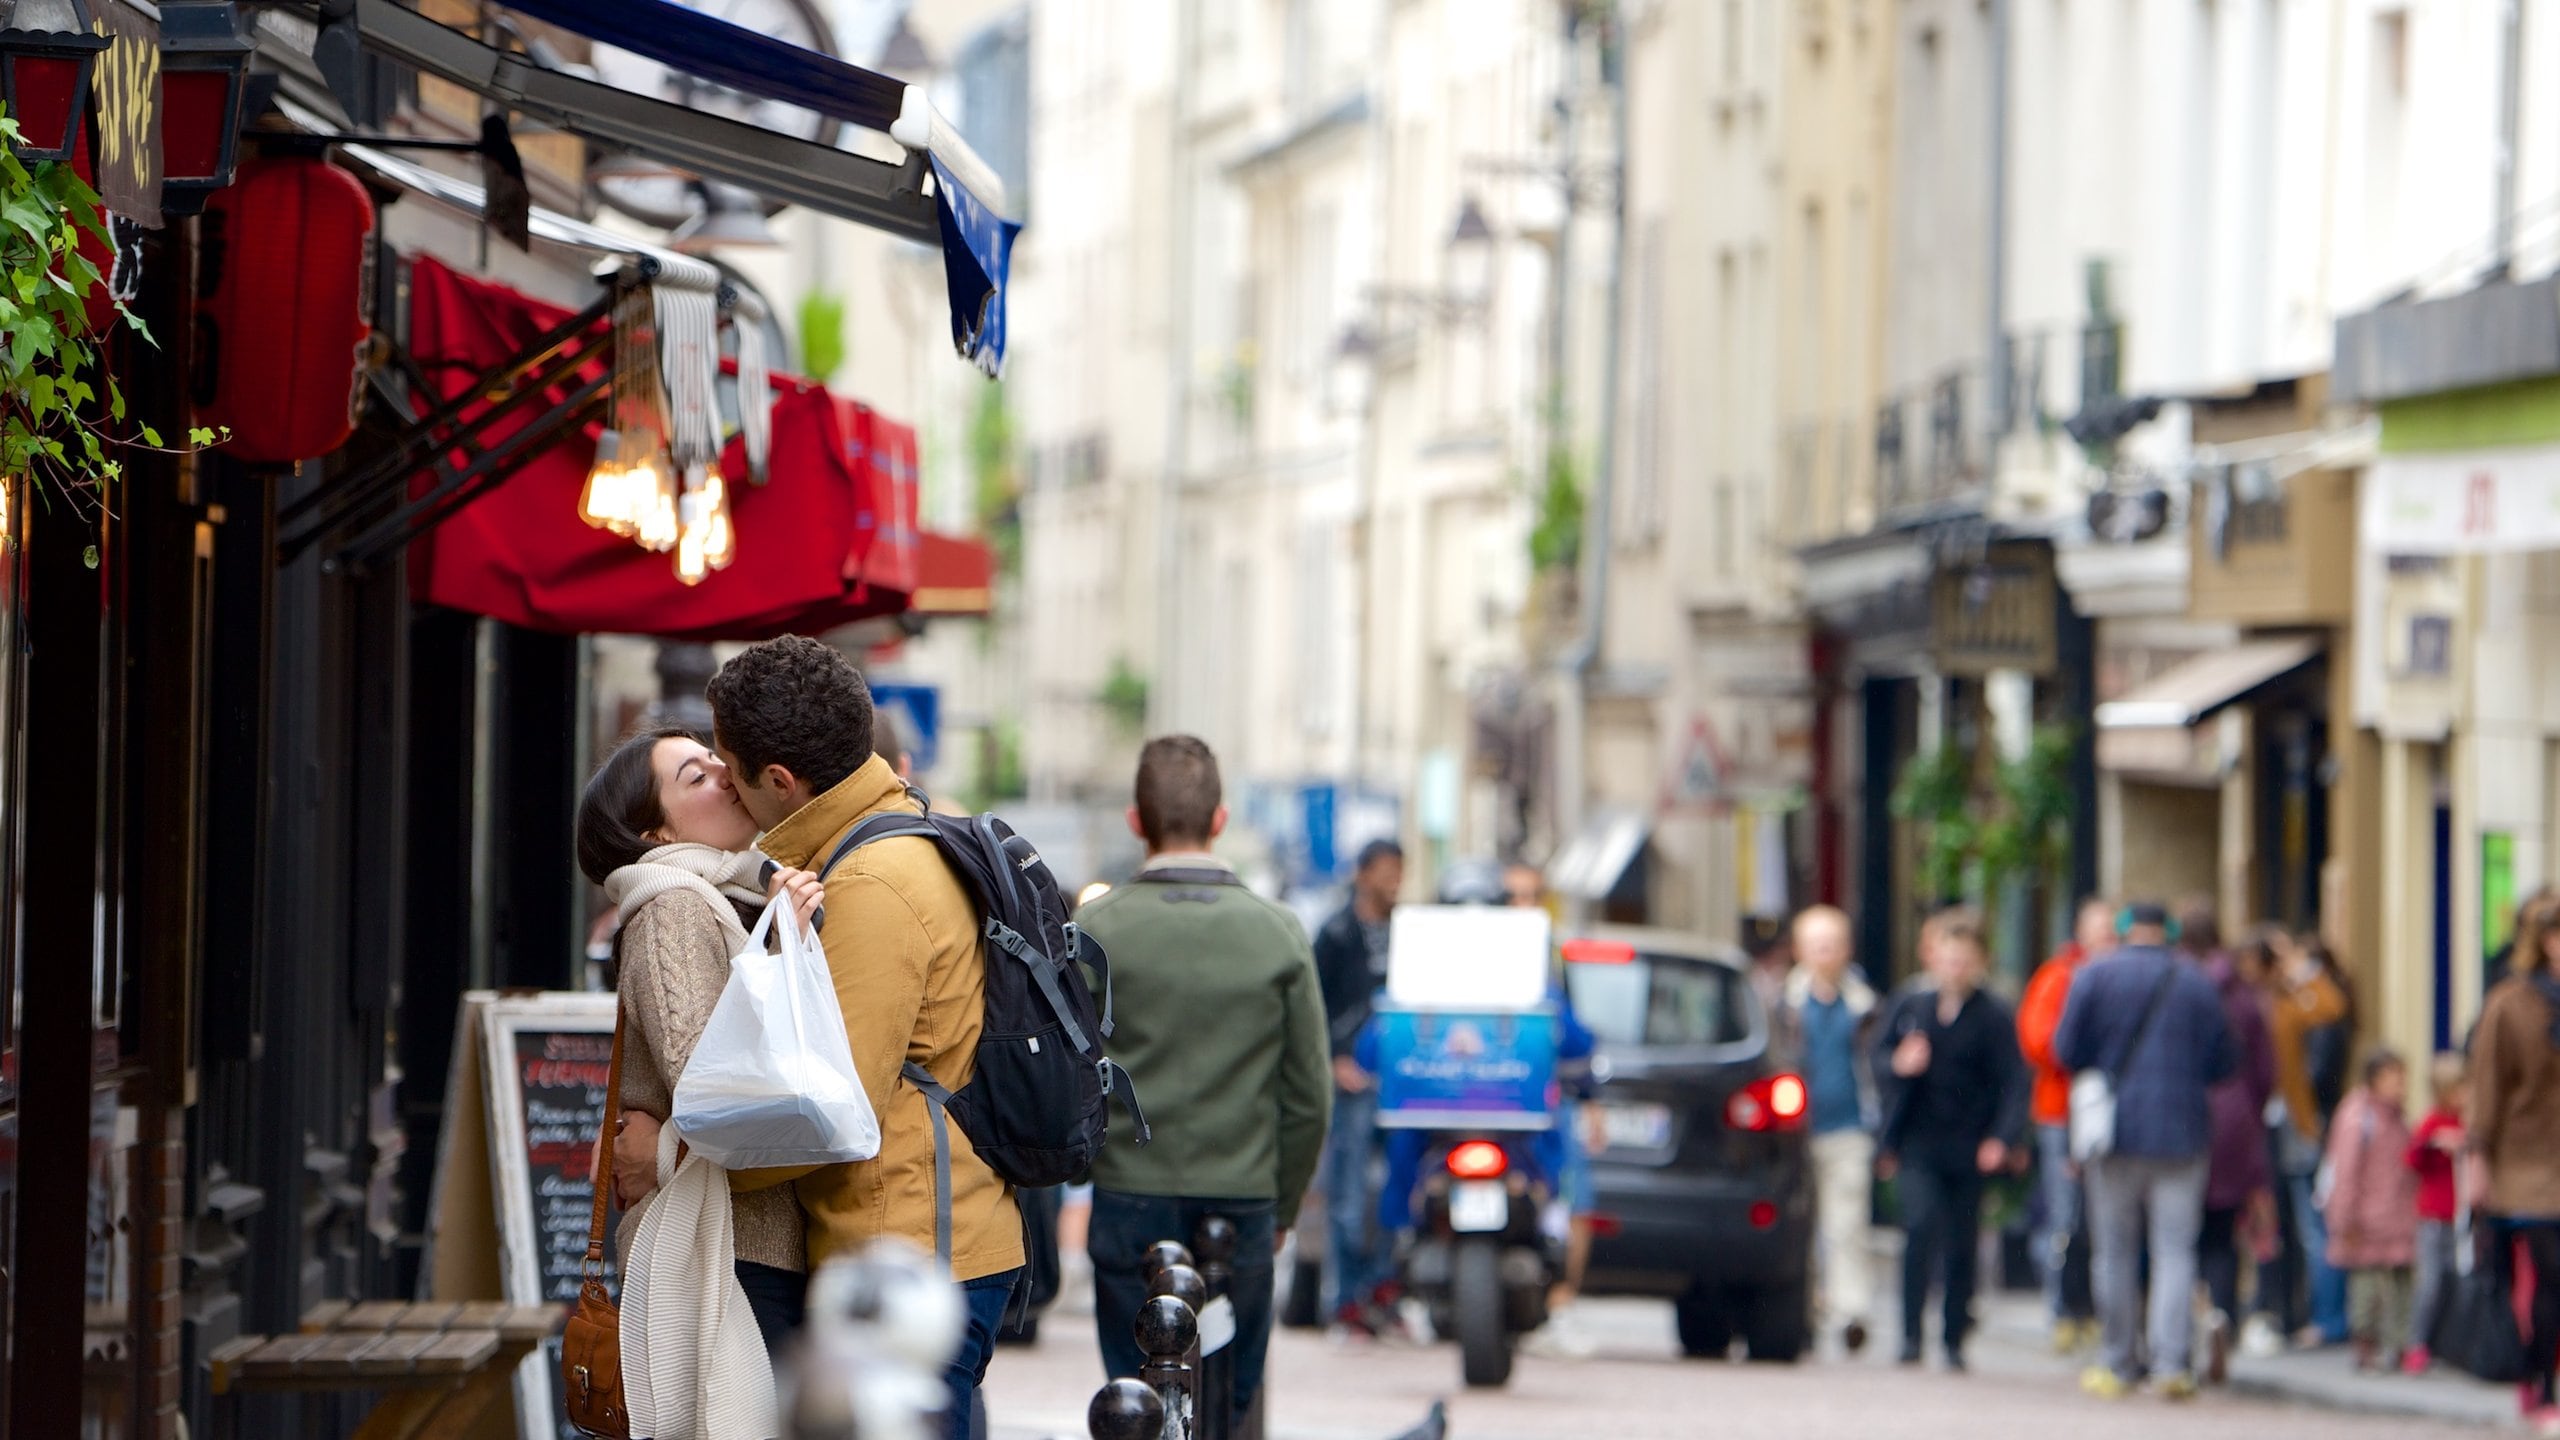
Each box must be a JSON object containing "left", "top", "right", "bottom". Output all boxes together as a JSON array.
[
  {"left": 2055, "top": 901, "right": 2238, "bottom": 1401},
  {"left": 1074, "top": 737, "right": 1333, "bottom": 1427},
  {"left": 1872, "top": 908, "right": 2028, "bottom": 1371},
  {"left": 1310, "top": 837, "right": 1403, "bottom": 1330}
]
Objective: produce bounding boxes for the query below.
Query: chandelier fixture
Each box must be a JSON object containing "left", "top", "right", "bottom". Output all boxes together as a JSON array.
[{"left": 578, "top": 259, "right": 762, "bottom": 585}]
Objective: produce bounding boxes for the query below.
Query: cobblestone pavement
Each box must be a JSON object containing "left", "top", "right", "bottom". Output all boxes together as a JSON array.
[{"left": 984, "top": 1294, "right": 2503, "bottom": 1440}]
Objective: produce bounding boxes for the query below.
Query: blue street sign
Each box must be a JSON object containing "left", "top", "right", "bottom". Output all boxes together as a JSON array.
[{"left": 870, "top": 682, "right": 941, "bottom": 776}]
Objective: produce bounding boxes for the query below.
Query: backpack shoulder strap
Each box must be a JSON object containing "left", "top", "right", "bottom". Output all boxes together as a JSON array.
[
  {"left": 818, "top": 810, "right": 942, "bottom": 881},
  {"left": 903, "top": 1060, "right": 956, "bottom": 1265}
]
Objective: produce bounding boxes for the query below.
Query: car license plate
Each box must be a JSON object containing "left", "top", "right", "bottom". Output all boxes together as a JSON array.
[
  {"left": 1600, "top": 1101, "right": 1672, "bottom": 1152},
  {"left": 1450, "top": 1180, "right": 1508, "bottom": 1233}
]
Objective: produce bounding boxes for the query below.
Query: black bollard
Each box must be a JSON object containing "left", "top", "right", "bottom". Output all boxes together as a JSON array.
[
  {"left": 1089, "top": 1378, "right": 1166, "bottom": 1440},
  {"left": 1141, "top": 1240, "right": 1195, "bottom": 1288},
  {"left": 1149, "top": 1261, "right": 1208, "bottom": 1315},
  {"left": 1193, "top": 1217, "right": 1238, "bottom": 1440},
  {"left": 1136, "top": 1292, "right": 1199, "bottom": 1440}
]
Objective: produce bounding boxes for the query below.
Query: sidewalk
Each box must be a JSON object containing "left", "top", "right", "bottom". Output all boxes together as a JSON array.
[{"left": 1972, "top": 1287, "right": 2520, "bottom": 1429}]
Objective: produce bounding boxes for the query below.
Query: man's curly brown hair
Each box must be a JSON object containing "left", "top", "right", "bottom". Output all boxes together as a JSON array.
[{"left": 705, "top": 634, "right": 874, "bottom": 795}]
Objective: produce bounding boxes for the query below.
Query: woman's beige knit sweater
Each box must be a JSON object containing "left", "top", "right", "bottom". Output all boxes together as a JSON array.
[{"left": 617, "top": 892, "right": 805, "bottom": 1272}]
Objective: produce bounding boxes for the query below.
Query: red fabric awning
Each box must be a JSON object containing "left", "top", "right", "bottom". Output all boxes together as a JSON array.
[
  {"left": 912, "top": 531, "right": 996, "bottom": 615},
  {"left": 402, "top": 256, "right": 915, "bottom": 639}
]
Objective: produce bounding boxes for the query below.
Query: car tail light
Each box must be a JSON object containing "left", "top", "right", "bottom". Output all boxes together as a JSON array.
[
  {"left": 1725, "top": 1074, "right": 1812, "bottom": 1133},
  {"left": 1588, "top": 1213, "right": 1623, "bottom": 1239},
  {"left": 1562, "top": 937, "right": 1637, "bottom": 965},
  {"left": 1767, "top": 1074, "right": 1808, "bottom": 1123},
  {"left": 1749, "top": 1200, "right": 1779, "bottom": 1230},
  {"left": 1447, "top": 1140, "right": 1509, "bottom": 1180}
]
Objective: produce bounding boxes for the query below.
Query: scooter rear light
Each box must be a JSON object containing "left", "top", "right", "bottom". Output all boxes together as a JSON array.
[
  {"left": 1447, "top": 1140, "right": 1509, "bottom": 1180},
  {"left": 1749, "top": 1200, "right": 1779, "bottom": 1230}
]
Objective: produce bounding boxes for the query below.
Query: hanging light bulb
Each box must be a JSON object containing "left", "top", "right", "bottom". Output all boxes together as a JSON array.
[
  {"left": 635, "top": 446, "right": 681, "bottom": 553},
  {"left": 674, "top": 465, "right": 711, "bottom": 586},
  {"left": 700, "top": 469, "right": 737, "bottom": 571},
  {"left": 579, "top": 428, "right": 628, "bottom": 531}
]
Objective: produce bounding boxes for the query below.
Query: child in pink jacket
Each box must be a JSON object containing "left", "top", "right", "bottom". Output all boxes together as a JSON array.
[{"left": 2324, "top": 1049, "right": 2419, "bottom": 1374}]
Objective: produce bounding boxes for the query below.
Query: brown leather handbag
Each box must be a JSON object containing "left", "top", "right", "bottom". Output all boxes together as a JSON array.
[{"left": 562, "top": 1013, "right": 630, "bottom": 1438}]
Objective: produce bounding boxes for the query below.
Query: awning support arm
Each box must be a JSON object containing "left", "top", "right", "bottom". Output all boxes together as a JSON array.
[
  {"left": 275, "top": 292, "right": 611, "bottom": 567},
  {"left": 327, "top": 371, "right": 611, "bottom": 575}
]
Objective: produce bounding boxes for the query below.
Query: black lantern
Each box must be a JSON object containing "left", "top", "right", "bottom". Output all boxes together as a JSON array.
[
  {"left": 156, "top": 0, "right": 250, "bottom": 215},
  {"left": 0, "top": 0, "right": 108, "bottom": 164}
]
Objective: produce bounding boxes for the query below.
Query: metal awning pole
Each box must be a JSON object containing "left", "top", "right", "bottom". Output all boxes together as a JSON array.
[
  {"left": 275, "top": 292, "right": 612, "bottom": 559},
  {"left": 327, "top": 372, "right": 612, "bottom": 574}
]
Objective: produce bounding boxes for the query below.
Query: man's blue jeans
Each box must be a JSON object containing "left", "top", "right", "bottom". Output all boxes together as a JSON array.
[
  {"left": 2289, "top": 1169, "right": 2349, "bottom": 1342},
  {"left": 1088, "top": 1191, "right": 1277, "bottom": 1433},
  {"left": 2036, "top": 1124, "right": 2091, "bottom": 1321},
  {"left": 946, "top": 1269, "right": 1022, "bottom": 1440},
  {"left": 1324, "top": 1089, "right": 1383, "bottom": 1312}
]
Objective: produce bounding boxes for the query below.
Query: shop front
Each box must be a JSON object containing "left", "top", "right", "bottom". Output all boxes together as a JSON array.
[
  {"left": 1803, "top": 522, "right": 2092, "bottom": 984},
  {"left": 2338, "top": 273, "right": 2560, "bottom": 1072},
  {"left": 0, "top": 3, "right": 1017, "bottom": 1434}
]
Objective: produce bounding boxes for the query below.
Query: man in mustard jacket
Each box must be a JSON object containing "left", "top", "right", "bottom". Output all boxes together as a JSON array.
[{"left": 709, "top": 635, "right": 1023, "bottom": 1439}]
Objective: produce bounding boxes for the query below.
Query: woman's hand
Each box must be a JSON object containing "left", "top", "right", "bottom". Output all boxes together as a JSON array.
[
  {"left": 613, "top": 1110, "right": 663, "bottom": 1209},
  {"left": 767, "top": 864, "right": 825, "bottom": 930}
]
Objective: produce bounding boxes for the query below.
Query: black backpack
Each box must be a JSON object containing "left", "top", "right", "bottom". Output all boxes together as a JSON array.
[{"left": 820, "top": 797, "right": 1148, "bottom": 1257}]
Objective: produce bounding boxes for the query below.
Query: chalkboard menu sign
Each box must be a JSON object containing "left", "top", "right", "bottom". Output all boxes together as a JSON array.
[{"left": 425, "top": 991, "right": 619, "bottom": 1440}]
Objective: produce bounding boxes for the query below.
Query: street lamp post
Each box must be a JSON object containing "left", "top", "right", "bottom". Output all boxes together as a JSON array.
[{"left": 1335, "top": 195, "right": 1499, "bottom": 860}]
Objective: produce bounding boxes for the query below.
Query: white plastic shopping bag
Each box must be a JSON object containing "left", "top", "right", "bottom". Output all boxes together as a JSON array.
[{"left": 673, "top": 895, "right": 881, "bottom": 1168}]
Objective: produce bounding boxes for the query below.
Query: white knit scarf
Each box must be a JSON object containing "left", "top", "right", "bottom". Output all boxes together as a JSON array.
[
  {"left": 602, "top": 842, "right": 770, "bottom": 952},
  {"left": 621, "top": 1126, "right": 780, "bottom": 1439}
]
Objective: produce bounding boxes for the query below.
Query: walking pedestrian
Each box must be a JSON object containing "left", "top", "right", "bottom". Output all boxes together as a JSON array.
[
  {"left": 2234, "top": 927, "right": 2304, "bottom": 1358},
  {"left": 706, "top": 636, "right": 1024, "bottom": 1440},
  {"left": 2270, "top": 936, "right": 2356, "bottom": 1347},
  {"left": 2183, "top": 898, "right": 2276, "bottom": 1386},
  {"left": 2469, "top": 894, "right": 2560, "bottom": 1434},
  {"left": 1070, "top": 737, "right": 1333, "bottom": 1432},
  {"left": 2018, "top": 897, "right": 2114, "bottom": 1352},
  {"left": 2405, "top": 1052, "right": 2467, "bottom": 1373},
  {"left": 1313, "top": 839, "right": 1404, "bottom": 1333},
  {"left": 573, "top": 727, "right": 823, "bottom": 1438},
  {"left": 1872, "top": 908, "right": 2027, "bottom": 1373},
  {"left": 2055, "top": 901, "right": 2235, "bottom": 1402},
  {"left": 2323, "top": 1049, "right": 2419, "bottom": 1375},
  {"left": 1773, "top": 904, "right": 1882, "bottom": 1356}
]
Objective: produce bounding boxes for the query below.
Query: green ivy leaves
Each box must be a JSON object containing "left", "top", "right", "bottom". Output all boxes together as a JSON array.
[{"left": 2, "top": 106, "right": 222, "bottom": 538}]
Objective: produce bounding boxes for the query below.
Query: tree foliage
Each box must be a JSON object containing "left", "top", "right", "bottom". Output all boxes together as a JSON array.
[{"left": 1890, "top": 722, "right": 2078, "bottom": 905}]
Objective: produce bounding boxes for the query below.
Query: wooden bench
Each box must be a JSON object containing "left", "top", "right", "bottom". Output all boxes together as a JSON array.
[{"left": 208, "top": 1299, "right": 561, "bottom": 1440}]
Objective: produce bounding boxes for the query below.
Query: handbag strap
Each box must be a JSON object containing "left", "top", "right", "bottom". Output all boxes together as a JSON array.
[
  {"left": 586, "top": 1011, "right": 627, "bottom": 1271},
  {"left": 2106, "top": 963, "right": 2180, "bottom": 1082}
]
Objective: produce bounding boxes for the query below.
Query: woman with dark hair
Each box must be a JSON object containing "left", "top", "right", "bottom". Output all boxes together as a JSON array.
[
  {"left": 2471, "top": 896, "right": 2560, "bottom": 1434},
  {"left": 2183, "top": 900, "right": 2275, "bottom": 1383},
  {"left": 575, "top": 726, "right": 821, "bottom": 1431}
]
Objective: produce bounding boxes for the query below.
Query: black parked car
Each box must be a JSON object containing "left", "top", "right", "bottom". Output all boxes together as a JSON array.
[{"left": 1565, "top": 928, "right": 1814, "bottom": 1362}]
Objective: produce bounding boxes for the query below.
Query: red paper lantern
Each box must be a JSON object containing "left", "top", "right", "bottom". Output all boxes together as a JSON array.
[{"left": 192, "top": 154, "right": 376, "bottom": 464}]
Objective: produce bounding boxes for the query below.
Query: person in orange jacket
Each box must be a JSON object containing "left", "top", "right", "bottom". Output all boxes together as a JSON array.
[{"left": 2018, "top": 896, "right": 2117, "bottom": 1351}]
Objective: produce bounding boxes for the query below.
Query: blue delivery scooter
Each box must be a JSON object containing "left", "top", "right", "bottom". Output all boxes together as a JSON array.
[{"left": 1361, "top": 873, "right": 1598, "bottom": 1388}]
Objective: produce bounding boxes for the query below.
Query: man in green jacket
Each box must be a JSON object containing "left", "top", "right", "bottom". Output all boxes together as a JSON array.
[{"left": 1073, "top": 736, "right": 1331, "bottom": 1429}]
